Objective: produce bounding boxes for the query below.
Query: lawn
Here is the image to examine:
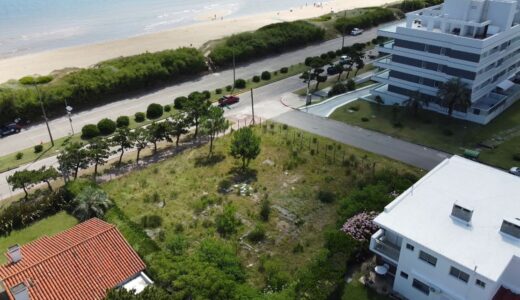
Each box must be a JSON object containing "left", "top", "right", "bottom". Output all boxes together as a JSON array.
[
  {"left": 330, "top": 100, "right": 520, "bottom": 169},
  {"left": 102, "top": 123, "right": 419, "bottom": 289},
  {"left": 342, "top": 272, "right": 390, "bottom": 300},
  {"left": 0, "top": 211, "right": 78, "bottom": 264}
]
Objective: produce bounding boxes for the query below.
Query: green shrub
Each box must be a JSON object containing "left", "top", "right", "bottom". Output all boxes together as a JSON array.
[
  {"left": 215, "top": 88, "right": 223, "bottom": 94},
  {"left": 215, "top": 204, "right": 240, "bottom": 237},
  {"left": 116, "top": 116, "right": 130, "bottom": 128},
  {"left": 209, "top": 21, "right": 325, "bottom": 66},
  {"left": 234, "top": 79, "right": 246, "bottom": 89},
  {"left": 261, "top": 71, "right": 271, "bottom": 81},
  {"left": 81, "top": 124, "right": 100, "bottom": 139},
  {"left": 247, "top": 224, "right": 266, "bottom": 243},
  {"left": 141, "top": 215, "right": 163, "bottom": 228},
  {"left": 165, "top": 234, "right": 187, "bottom": 255},
  {"left": 252, "top": 75, "right": 261, "bottom": 83},
  {"left": 164, "top": 105, "right": 171, "bottom": 112},
  {"left": 34, "top": 144, "right": 43, "bottom": 153},
  {"left": 346, "top": 79, "right": 356, "bottom": 91},
  {"left": 174, "top": 96, "right": 188, "bottom": 109},
  {"left": 328, "top": 83, "right": 347, "bottom": 97},
  {"left": 401, "top": 0, "right": 426, "bottom": 12},
  {"left": 334, "top": 7, "right": 396, "bottom": 32},
  {"left": 513, "top": 153, "right": 520, "bottom": 162},
  {"left": 15, "top": 152, "right": 23, "bottom": 160},
  {"left": 317, "top": 190, "right": 335, "bottom": 203},
  {"left": 202, "top": 90, "right": 211, "bottom": 99},
  {"left": 226, "top": 85, "right": 233, "bottom": 92},
  {"left": 280, "top": 67, "right": 289, "bottom": 73},
  {"left": 134, "top": 112, "right": 145, "bottom": 123},
  {"left": 259, "top": 198, "right": 270, "bottom": 221},
  {"left": 146, "top": 103, "right": 163, "bottom": 119},
  {"left": 361, "top": 117, "right": 370, "bottom": 122},
  {"left": 304, "top": 57, "right": 314, "bottom": 66},
  {"left": 97, "top": 118, "right": 116, "bottom": 135},
  {"left": 263, "top": 259, "right": 290, "bottom": 291}
]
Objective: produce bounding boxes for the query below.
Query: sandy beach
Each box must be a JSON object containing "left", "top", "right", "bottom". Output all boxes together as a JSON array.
[{"left": 0, "top": 0, "right": 391, "bottom": 83}]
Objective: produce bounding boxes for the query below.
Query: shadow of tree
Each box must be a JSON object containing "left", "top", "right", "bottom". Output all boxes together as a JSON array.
[
  {"left": 194, "top": 153, "right": 226, "bottom": 167},
  {"left": 227, "top": 167, "right": 258, "bottom": 184}
]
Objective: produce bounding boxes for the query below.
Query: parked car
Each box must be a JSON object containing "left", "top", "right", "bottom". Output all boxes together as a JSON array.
[
  {"left": 509, "top": 167, "right": 520, "bottom": 176},
  {"left": 339, "top": 55, "right": 350, "bottom": 65},
  {"left": 327, "top": 66, "right": 340, "bottom": 75},
  {"left": 0, "top": 123, "right": 22, "bottom": 137},
  {"left": 351, "top": 28, "right": 364, "bottom": 36},
  {"left": 218, "top": 95, "right": 240, "bottom": 107}
]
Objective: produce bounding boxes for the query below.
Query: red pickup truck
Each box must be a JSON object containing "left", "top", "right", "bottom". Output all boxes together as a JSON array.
[{"left": 218, "top": 95, "right": 240, "bottom": 107}]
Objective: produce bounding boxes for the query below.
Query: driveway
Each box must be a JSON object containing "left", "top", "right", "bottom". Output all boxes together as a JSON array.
[{"left": 301, "top": 84, "right": 374, "bottom": 117}]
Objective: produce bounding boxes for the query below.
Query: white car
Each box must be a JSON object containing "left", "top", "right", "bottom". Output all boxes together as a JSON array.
[
  {"left": 510, "top": 167, "right": 520, "bottom": 176},
  {"left": 351, "top": 28, "right": 364, "bottom": 36},
  {"left": 339, "top": 55, "right": 349, "bottom": 64}
]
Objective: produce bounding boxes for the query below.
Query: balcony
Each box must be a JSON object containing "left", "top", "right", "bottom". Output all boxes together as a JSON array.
[{"left": 370, "top": 229, "right": 401, "bottom": 263}]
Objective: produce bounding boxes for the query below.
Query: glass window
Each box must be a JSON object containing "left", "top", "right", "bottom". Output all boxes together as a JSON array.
[
  {"left": 450, "top": 266, "right": 470, "bottom": 283},
  {"left": 406, "top": 244, "right": 414, "bottom": 251},
  {"left": 400, "top": 271, "right": 409, "bottom": 279},
  {"left": 412, "top": 279, "right": 430, "bottom": 295},
  {"left": 476, "top": 279, "right": 486, "bottom": 288},
  {"left": 419, "top": 250, "right": 437, "bottom": 266}
]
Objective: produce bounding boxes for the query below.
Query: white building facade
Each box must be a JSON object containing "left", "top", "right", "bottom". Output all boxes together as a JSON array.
[
  {"left": 370, "top": 0, "right": 520, "bottom": 124},
  {"left": 369, "top": 156, "right": 520, "bottom": 300}
]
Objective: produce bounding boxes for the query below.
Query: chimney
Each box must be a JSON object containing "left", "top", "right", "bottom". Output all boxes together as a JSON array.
[{"left": 7, "top": 245, "right": 22, "bottom": 264}]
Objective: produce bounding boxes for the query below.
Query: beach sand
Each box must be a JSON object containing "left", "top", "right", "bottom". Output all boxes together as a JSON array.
[{"left": 0, "top": 0, "right": 392, "bottom": 83}]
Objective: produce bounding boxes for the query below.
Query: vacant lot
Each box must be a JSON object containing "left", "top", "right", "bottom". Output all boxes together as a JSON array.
[{"left": 330, "top": 100, "right": 520, "bottom": 169}]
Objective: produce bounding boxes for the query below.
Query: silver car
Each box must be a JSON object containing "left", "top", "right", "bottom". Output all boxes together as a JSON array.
[{"left": 510, "top": 167, "right": 520, "bottom": 176}]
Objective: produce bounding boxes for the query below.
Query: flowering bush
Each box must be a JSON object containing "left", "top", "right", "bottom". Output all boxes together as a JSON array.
[{"left": 341, "top": 211, "right": 379, "bottom": 241}]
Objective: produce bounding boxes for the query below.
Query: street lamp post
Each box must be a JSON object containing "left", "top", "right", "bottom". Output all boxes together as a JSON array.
[
  {"left": 66, "top": 105, "right": 74, "bottom": 135},
  {"left": 34, "top": 84, "right": 55, "bottom": 147}
]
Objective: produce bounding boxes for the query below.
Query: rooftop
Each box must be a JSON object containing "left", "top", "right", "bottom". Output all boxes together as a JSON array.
[
  {"left": 0, "top": 218, "right": 146, "bottom": 300},
  {"left": 374, "top": 156, "right": 520, "bottom": 281}
]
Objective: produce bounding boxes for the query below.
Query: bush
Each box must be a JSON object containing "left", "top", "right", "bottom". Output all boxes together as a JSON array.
[
  {"left": 134, "top": 112, "right": 145, "bottom": 123},
  {"left": 209, "top": 21, "right": 325, "bottom": 66},
  {"left": 304, "top": 57, "right": 314, "bottom": 66},
  {"left": 513, "top": 153, "right": 520, "bottom": 162},
  {"left": 328, "top": 83, "right": 347, "bottom": 97},
  {"left": 97, "top": 118, "right": 116, "bottom": 135},
  {"left": 174, "top": 96, "right": 188, "bottom": 109},
  {"left": 202, "top": 90, "right": 211, "bottom": 99},
  {"left": 116, "top": 116, "right": 130, "bottom": 128},
  {"left": 247, "top": 224, "right": 266, "bottom": 243},
  {"left": 234, "top": 79, "right": 246, "bottom": 89},
  {"left": 215, "top": 204, "right": 240, "bottom": 237},
  {"left": 280, "top": 67, "right": 289, "bottom": 74},
  {"left": 346, "top": 79, "right": 356, "bottom": 91},
  {"left": 215, "top": 88, "right": 223, "bottom": 94},
  {"left": 226, "top": 85, "right": 233, "bottom": 92},
  {"left": 34, "top": 144, "right": 43, "bottom": 153},
  {"left": 164, "top": 105, "right": 171, "bottom": 112},
  {"left": 141, "top": 215, "right": 163, "bottom": 228},
  {"left": 252, "top": 75, "right": 261, "bottom": 83},
  {"left": 81, "top": 124, "right": 100, "bottom": 139},
  {"left": 146, "top": 103, "right": 163, "bottom": 119},
  {"left": 261, "top": 71, "right": 271, "bottom": 81},
  {"left": 361, "top": 117, "right": 370, "bottom": 122},
  {"left": 166, "top": 234, "right": 187, "bottom": 255},
  {"left": 334, "top": 7, "right": 396, "bottom": 33},
  {"left": 317, "top": 190, "right": 335, "bottom": 203},
  {"left": 15, "top": 152, "right": 23, "bottom": 160},
  {"left": 259, "top": 198, "right": 270, "bottom": 221},
  {"left": 0, "top": 48, "right": 207, "bottom": 126},
  {"left": 401, "top": 0, "right": 426, "bottom": 12}
]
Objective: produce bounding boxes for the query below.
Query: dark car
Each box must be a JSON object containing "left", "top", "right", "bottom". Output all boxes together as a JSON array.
[
  {"left": 327, "top": 66, "right": 340, "bottom": 75},
  {"left": 0, "top": 123, "right": 22, "bottom": 137},
  {"left": 218, "top": 95, "right": 240, "bottom": 107}
]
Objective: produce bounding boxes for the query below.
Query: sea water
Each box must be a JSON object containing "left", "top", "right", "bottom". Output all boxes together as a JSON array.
[{"left": 0, "top": 0, "right": 318, "bottom": 58}]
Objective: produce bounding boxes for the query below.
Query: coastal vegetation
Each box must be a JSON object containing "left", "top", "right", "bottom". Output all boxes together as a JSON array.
[
  {"left": 0, "top": 47, "right": 206, "bottom": 124},
  {"left": 208, "top": 21, "right": 326, "bottom": 67},
  {"left": 334, "top": 7, "right": 396, "bottom": 33}
]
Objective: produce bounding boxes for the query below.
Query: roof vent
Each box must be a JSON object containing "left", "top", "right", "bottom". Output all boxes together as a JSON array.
[
  {"left": 10, "top": 283, "right": 29, "bottom": 300},
  {"left": 451, "top": 204, "right": 473, "bottom": 223},
  {"left": 500, "top": 219, "right": 520, "bottom": 239},
  {"left": 7, "top": 245, "right": 22, "bottom": 264}
]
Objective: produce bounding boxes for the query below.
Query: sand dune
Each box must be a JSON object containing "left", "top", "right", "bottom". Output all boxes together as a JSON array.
[{"left": 0, "top": 0, "right": 392, "bottom": 83}]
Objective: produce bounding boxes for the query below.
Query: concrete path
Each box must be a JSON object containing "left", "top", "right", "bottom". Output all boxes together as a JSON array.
[{"left": 301, "top": 84, "right": 374, "bottom": 117}]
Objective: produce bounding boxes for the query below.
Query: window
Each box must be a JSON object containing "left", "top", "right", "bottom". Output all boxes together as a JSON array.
[
  {"left": 412, "top": 279, "right": 430, "bottom": 295},
  {"left": 400, "top": 271, "right": 409, "bottom": 279},
  {"left": 406, "top": 243, "right": 414, "bottom": 251},
  {"left": 450, "top": 266, "right": 470, "bottom": 283},
  {"left": 476, "top": 279, "right": 486, "bottom": 288},
  {"left": 501, "top": 220, "right": 520, "bottom": 239},
  {"left": 419, "top": 250, "right": 437, "bottom": 266}
]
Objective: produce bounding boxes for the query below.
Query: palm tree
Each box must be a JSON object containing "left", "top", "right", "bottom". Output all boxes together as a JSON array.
[
  {"left": 437, "top": 78, "right": 471, "bottom": 117},
  {"left": 72, "top": 186, "right": 112, "bottom": 221},
  {"left": 403, "top": 91, "right": 429, "bottom": 117}
]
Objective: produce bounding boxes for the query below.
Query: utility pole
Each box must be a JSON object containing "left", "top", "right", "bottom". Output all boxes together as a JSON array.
[
  {"left": 250, "top": 88, "right": 255, "bottom": 125},
  {"left": 232, "top": 48, "right": 236, "bottom": 93},
  {"left": 341, "top": 11, "right": 347, "bottom": 49},
  {"left": 35, "top": 85, "right": 54, "bottom": 147}
]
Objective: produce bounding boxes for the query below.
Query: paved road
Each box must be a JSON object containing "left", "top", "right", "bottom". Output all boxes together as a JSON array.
[
  {"left": 0, "top": 28, "right": 381, "bottom": 157},
  {"left": 273, "top": 111, "right": 451, "bottom": 170}
]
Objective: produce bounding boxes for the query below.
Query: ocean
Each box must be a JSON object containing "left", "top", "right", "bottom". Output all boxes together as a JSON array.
[{"left": 0, "top": 0, "right": 316, "bottom": 58}]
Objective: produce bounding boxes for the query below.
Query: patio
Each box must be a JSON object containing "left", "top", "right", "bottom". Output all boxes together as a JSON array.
[{"left": 358, "top": 257, "right": 406, "bottom": 300}]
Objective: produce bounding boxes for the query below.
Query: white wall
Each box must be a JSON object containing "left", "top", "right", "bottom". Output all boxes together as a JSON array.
[{"left": 498, "top": 256, "right": 520, "bottom": 294}]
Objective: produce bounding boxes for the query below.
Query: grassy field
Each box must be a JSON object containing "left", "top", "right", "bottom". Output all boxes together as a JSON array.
[
  {"left": 342, "top": 272, "right": 390, "bottom": 300},
  {"left": 330, "top": 100, "right": 520, "bottom": 169},
  {"left": 102, "top": 123, "right": 419, "bottom": 289},
  {"left": 0, "top": 211, "right": 78, "bottom": 263}
]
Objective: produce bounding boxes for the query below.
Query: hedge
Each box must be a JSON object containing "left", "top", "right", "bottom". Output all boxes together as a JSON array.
[
  {"left": 0, "top": 47, "right": 207, "bottom": 125},
  {"left": 146, "top": 103, "right": 164, "bottom": 120},
  {"left": 134, "top": 112, "right": 145, "bottom": 123},
  {"left": 97, "top": 118, "right": 116, "bottom": 135},
  {"left": 209, "top": 21, "right": 325, "bottom": 66},
  {"left": 334, "top": 7, "right": 396, "bottom": 33},
  {"left": 81, "top": 124, "right": 100, "bottom": 139},
  {"left": 116, "top": 116, "right": 130, "bottom": 128}
]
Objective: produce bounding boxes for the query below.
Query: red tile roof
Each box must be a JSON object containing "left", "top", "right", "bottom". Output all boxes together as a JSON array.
[
  {"left": 0, "top": 218, "right": 146, "bottom": 300},
  {"left": 494, "top": 286, "right": 520, "bottom": 300}
]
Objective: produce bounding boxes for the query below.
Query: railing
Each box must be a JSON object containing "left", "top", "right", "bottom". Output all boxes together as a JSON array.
[{"left": 371, "top": 230, "right": 401, "bottom": 262}]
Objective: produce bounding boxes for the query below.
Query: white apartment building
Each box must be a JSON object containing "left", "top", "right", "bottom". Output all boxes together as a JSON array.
[
  {"left": 370, "top": 0, "right": 520, "bottom": 124},
  {"left": 369, "top": 156, "right": 520, "bottom": 300}
]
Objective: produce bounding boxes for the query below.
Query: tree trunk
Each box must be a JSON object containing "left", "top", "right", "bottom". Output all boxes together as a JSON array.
[
  {"left": 74, "top": 164, "right": 80, "bottom": 179},
  {"left": 45, "top": 180, "right": 53, "bottom": 192},
  {"left": 153, "top": 141, "right": 157, "bottom": 153},
  {"left": 176, "top": 135, "right": 180, "bottom": 147},
  {"left": 118, "top": 148, "right": 124, "bottom": 165},
  {"left": 136, "top": 149, "right": 142, "bottom": 164},
  {"left": 209, "top": 135, "right": 214, "bottom": 155},
  {"left": 194, "top": 120, "right": 199, "bottom": 139},
  {"left": 94, "top": 162, "right": 98, "bottom": 180},
  {"left": 22, "top": 186, "right": 28, "bottom": 200}
]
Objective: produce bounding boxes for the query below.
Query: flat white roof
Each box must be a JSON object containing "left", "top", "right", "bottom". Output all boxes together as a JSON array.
[
  {"left": 122, "top": 272, "right": 153, "bottom": 294},
  {"left": 375, "top": 156, "right": 520, "bottom": 281}
]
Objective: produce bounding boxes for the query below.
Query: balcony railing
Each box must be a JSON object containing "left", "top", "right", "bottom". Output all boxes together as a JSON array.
[{"left": 371, "top": 229, "right": 401, "bottom": 262}]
